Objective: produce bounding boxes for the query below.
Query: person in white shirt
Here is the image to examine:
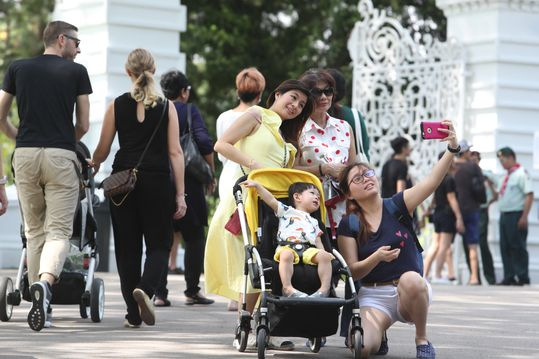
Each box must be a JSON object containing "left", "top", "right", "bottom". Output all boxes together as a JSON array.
[
  {"left": 216, "top": 68, "right": 265, "bottom": 200},
  {"left": 495, "top": 146, "right": 533, "bottom": 285}
]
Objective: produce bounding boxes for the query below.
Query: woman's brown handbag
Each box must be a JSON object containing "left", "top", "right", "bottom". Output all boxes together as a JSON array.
[
  {"left": 101, "top": 101, "right": 168, "bottom": 206},
  {"left": 101, "top": 168, "right": 138, "bottom": 202}
]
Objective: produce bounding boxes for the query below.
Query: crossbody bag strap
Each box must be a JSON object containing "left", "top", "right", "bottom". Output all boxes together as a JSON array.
[{"left": 133, "top": 100, "right": 168, "bottom": 170}]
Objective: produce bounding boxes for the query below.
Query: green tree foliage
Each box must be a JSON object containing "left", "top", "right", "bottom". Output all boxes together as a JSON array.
[
  {"left": 181, "top": 0, "right": 446, "bottom": 140},
  {"left": 0, "top": 0, "right": 55, "bottom": 179}
]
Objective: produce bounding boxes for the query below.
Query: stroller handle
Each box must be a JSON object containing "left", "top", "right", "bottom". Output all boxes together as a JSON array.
[{"left": 232, "top": 175, "right": 248, "bottom": 202}]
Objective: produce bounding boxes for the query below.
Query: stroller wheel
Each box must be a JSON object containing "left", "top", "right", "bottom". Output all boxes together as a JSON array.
[
  {"left": 0, "top": 277, "right": 14, "bottom": 322},
  {"left": 90, "top": 278, "right": 105, "bottom": 322},
  {"left": 308, "top": 337, "right": 322, "bottom": 353},
  {"left": 235, "top": 327, "right": 248, "bottom": 352},
  {"left": 351, "top": 329, "right": 363, "bottom": 359},
  {"left": 257, "top": 329, "right": 267, "bottom": 359},
  {"left": 79, "top": 299, "right": 89, "bottom": 319}
]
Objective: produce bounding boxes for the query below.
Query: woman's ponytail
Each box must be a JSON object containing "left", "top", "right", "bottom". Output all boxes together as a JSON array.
[{"left": 126, "top": 49, "right": 161, "bottom": 108}]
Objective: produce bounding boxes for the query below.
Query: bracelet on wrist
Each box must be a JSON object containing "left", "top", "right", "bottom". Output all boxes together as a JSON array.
[
  {"left": 447, "top": 144, "right": 460, "bottom": 154},
  {"left": 177, "top": 193, "right": 187, "bottom": 197}
]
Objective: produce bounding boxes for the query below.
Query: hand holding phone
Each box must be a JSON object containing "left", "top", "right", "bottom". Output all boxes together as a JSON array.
[{"left": 421, "top": 121, "right": 449, "bottom": 140}]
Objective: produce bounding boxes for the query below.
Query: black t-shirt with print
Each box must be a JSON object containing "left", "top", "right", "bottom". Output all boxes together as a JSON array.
[{"left": 2, "top": 54, "right": 93, "bottom": 152}]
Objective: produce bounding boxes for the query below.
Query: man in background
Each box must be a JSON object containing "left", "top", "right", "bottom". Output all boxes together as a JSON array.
[
  {"left": 496, "top": 147, "right": 533, "bottom": 285},
  {"left": 470, "top": 151, "right": 497, "bottom": 285},
  {"left": 381, "top": 136, "right": 412, "bottom": 197},
  {"left": 0, "top": 20, "right": 92, "bottom": 330},
  {"left": 454, "top": 140, "right": 483, "bottom": 285}
]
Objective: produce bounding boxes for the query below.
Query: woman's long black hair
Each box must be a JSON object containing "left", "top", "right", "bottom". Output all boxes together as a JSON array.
[
  {"left": 266, "top": 79, "right": 314, "bottom": 148},
  {"left": 339, "top": 162, "right": 374, "bottom": 246}
]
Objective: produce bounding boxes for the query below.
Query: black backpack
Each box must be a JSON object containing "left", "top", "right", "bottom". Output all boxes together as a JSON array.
[{"left": 471, "top": 174, "right": 487, "bottom": 204}]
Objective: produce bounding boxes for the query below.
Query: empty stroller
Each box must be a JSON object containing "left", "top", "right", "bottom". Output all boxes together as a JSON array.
[
  {"left": 232, "top": 168, "right": 364, "bottom": 358},
  {"left": 0, "top": 142, "right": 105, "bottom": 323}
]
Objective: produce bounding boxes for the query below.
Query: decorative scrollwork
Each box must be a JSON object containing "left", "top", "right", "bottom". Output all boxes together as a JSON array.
[{"left": 348, "top": 0, "right": 466, "bottom": 186}]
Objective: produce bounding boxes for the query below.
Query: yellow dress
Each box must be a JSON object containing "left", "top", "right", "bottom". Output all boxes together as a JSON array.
[{"left": 204, "top": 106, "right": 296, "bottom": 300}]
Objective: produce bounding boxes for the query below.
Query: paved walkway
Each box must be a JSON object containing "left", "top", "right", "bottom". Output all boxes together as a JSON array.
[{"left": 0, "top": 270, "right": 538, "bottom": 358}]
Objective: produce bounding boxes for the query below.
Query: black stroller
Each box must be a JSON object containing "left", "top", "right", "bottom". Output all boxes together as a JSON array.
[
  {"left": 232, "top": 168, "right": 363, "bottom": 358},
  {"left": 0, "top": 142, "right": 105, "bottom": 323}
]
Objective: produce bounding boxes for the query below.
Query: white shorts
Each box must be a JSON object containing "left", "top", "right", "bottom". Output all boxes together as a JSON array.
[{"left": 357, "top": 279, "right": 432, "bottom": 324}]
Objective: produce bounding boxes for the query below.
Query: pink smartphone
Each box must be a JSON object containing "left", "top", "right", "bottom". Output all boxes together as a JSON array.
[{"left": 420, "top": 121, "right": 449, "bottom": 140}]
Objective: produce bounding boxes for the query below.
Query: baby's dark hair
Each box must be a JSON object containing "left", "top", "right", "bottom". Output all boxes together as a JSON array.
[{"left": 288, "top": 182, "right": 318, "bottom": 208}]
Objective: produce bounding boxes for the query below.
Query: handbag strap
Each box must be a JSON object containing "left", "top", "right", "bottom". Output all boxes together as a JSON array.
[
  {"left": 351, "top": 108, "right": 365, "bottom": 155},
  {"left": 134, "top": 100, "right": 168, "bottom": 170},
  {"left": 185, "top": 103, "right": 193, "bottom": 134}
]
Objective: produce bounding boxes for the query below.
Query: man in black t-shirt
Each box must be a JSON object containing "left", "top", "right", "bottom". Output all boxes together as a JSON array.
[
  {"left": 381, "top": 136, "right": 413, "bottom": 198},
  {"left": 454, "top": 140, "right": 483, "bottom": 285},
  {"left": 0, "top": 21, "right": 92, "bottom": 331}
]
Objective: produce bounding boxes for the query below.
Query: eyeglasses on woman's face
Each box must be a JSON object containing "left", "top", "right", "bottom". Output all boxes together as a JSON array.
[
  {"left": 310, "top": 86, "right": 334, "bottom": 98},
  {"left": 348, "top": 169, "right": 376, "bottom": 186}
]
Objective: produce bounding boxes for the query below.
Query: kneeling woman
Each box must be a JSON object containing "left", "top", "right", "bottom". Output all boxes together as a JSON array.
[{"left": 337, "top": 120, "right": 459, "bottom": 359}]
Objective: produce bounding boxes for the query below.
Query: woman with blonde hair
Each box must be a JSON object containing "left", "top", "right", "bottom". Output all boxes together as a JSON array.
[{"left": 92, "top": 48, "right": 187, "bottom": 328}]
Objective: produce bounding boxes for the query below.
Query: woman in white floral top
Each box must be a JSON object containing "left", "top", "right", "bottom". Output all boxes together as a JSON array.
[{"left": 295, "top": 69, "right": 357, "bottom": 240}]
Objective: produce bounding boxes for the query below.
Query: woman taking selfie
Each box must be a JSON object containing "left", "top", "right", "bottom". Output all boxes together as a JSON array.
[{"left": 337, "top": 120, "right": 459, "bottom": 359}]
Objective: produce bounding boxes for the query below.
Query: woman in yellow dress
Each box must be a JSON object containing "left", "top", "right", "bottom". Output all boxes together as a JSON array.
[{"left": 205, "top": 80, "right": 313, "bottom": 342}]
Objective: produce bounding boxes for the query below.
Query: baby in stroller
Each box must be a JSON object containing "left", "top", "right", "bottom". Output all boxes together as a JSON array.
[
  {"left": 241, "top": 180, "right": 334, "bottom": 298},
  {"left": 233, "top": 169, "right": 362, "bottom": 358}
]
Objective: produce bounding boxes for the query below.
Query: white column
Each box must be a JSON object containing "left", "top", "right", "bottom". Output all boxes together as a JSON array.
[{"left": 437, "top": 0, "right": 539, "bottom": 282}]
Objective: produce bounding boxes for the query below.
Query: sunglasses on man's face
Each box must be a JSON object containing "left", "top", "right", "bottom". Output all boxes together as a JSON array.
[
  {"left": 310, "top": 87, "right": 334, "bottom": 98},
  {"left": 62, "top": 34, "right": 80, "bottom": 48},
  {"left": 348, "top": 169, "right": 376, "bottom": 186}
]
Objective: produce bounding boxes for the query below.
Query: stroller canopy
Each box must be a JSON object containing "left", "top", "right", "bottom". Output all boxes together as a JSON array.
[{"left": 244, "top": 168, "right": 327, "bottom": 244}]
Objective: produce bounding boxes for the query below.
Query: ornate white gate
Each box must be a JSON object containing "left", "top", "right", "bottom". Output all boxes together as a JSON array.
[{"left": 348, "top": 0, "right": 465, "bottom": 182}]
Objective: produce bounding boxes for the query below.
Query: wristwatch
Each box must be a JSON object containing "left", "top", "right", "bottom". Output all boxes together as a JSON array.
[
  {"left": 447, "top": 144, "right": 461, "bottom": 154},
  {"left": 0, "top": 176, "right": 7, "bottom": 185}
]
